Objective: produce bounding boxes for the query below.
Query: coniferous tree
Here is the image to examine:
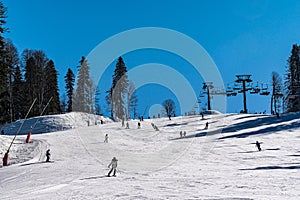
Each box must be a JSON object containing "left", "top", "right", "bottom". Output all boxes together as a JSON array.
[
  {"left": 106, "top": 56, "right": 129, "bottom": 120},
  {"left": 23, "top": 50, "right": 49, "bottom": 117},
  {"left": 73, "top": 56, "right": 94, "bottom": 113},
  {"left": 4, "top": 39, "right": 19, "bottom": 122},
  {"left": 285, "top": 44, "right": 300, "bottom": 112},
  {"left": 44, "top": 60, "right": 60, "bottom": 114},
  {"left": 64, "top": 68, "right": 75, "bottom": 112},
  {"left": 12, "top": 66, "right": 24, "bottom": 120},
  {"left": 127, "top": 81, "right": 138, "bottom": 119},
  {"left": 0, "top": 1, "right": 8, "bottom": 124}
]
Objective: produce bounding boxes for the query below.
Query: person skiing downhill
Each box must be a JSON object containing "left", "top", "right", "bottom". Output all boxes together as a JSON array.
[
  {"left": 256, "top": 141, "right": 261, "bottom": 151},
  {"left": 204, "top": 122, "right": 209, "bottom": 129},
  {"left": 107, "top": 157, "right": 118, "bottom": 177},
  {"left": 104, "top": 134, "right": 109, "bottom": 143},
  {"left": 46, "top": 149, "right": 51, "bottom": 162}
]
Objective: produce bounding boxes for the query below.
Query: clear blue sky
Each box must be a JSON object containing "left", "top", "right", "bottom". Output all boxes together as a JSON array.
[{"left": 3, "top": 0, "right": 300, "bottom": 115}]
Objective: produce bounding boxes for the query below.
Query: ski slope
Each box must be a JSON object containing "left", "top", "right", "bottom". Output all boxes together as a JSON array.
[{"left": 0, "top": 112, "right": 299, "bottom": 200}]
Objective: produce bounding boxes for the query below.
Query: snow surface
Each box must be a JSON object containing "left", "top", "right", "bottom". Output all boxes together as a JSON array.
[{"left": 0, "top": 112, "right": 299, "bottom": 199}]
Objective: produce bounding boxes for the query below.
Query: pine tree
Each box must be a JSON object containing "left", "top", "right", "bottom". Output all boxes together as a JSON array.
[
  {"left": 12, "top": 66, "right": 24, "bottom": 120},
  {"left": 22, "top": 49, "right": 50, "bottom": 117},
  {"left": 107, "top": 56, "right": 129, "bottom": 120},
  {"left": 128, "top": 81, "right": 138, "bottom": 119},
  {"left": 0, "top": 1, "right": 8, "bottom": 124},
  {"left": 285, "top": 44, "right": 300, "bottom": 112},
  {"left": 44, "top": 60, "right": 60, "bottom": 114},
  {"left": 64, "top": 68, "right": 75, "bottom": 112},
  {"left": 73, "top": 56, "right": 95, "bottom": 113},
  {"left": 4, "top": 39, "right": 19, "bottom": 122}
]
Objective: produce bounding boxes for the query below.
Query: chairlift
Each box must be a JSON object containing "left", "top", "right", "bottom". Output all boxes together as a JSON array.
[
  {"left": 233, "top": 83, "right": 240, "bottom": 90},
  {"left": 226, "top": 92, "right": 237, "bottom": 96},
  {"left": 260, "top": 83, "right": 270, "bottom": 95}
]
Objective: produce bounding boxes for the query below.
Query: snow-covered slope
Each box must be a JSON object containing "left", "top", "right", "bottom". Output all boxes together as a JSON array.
[
  {"left": 0, "top": 112, "right": 299, "bottom": 199},
  {"left": 0, "top": 112, "right": 112, "bottom": 135}
]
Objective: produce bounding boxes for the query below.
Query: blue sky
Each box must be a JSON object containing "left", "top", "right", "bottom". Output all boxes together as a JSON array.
[{"left": 3, "top": 0, "right": 300, "bottom": 116}]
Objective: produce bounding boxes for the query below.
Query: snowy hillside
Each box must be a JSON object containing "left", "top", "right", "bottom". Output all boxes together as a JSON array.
[{"left": 0, "top": 112, "right": 299, "bottom": 199}]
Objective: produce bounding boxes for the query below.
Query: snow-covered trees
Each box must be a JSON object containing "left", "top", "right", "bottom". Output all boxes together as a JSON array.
[
  {"left": 285, "top": 44, "right": 300, "bottom": 112},
  {"left": 106, "top": 56, "right": 129, "bottom": 120},
  {"left": 73, "top": 56, "right": 95, "bottom": 113}
]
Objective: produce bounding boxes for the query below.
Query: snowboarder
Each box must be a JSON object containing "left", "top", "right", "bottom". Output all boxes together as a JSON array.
[
  {"left": 104, "top": 134, "right": 109, "bottom": 143},
  {"left": 204, "top": 122, "right": 209, "bottom": 129},
  {"left": 46, "top": 149, "right": 51, "bottom": 162},
  {"left": 256, "top": 141, "right": 261, "bottom": 151},
  {"left": 107, "top": 157, "right": 118, "bottom": 177},
  {"left": 138, "top": 122, "right": 141, "bottom": 129}
]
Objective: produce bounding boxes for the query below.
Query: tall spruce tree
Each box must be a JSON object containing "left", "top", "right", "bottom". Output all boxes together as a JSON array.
[
  {"left": 73, "top": 56, "right": 94, "bottom": 113},
  {"left": 128, "top": 81, "right": 138, "bottom": 119},
  {"left": 44, "top": 60, "right": 60, "bottom": 114},
  {"left": 12, "top": 66, "right": 24, "bottom": 120},
  {"left": 64, "top": 68, "right": 75, "bottom": 112},
  {"left": 0, "top": 1, "right": 8, "bottom": 124},
  {"left": 285, "top": 44, "right": 300, "bottom": 112},
  {"left": 107, "top": 56, "right": 129, "bottom": 120},
  {"left": 4, "top": 39, "right": 19, "bottom": 122},
  {"left": 23, "top": 50, "right": 49, "bottom": 117}
]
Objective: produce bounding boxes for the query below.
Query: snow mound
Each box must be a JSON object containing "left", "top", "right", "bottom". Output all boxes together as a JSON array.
[
  {"left": 203, "top": 110, "right": 222, "bottom": 115},
  {"left": 0, "top": 112, "right": 112, "bottom": 135}
]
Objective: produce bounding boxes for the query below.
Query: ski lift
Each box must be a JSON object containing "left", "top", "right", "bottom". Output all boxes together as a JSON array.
[
  {"left": 250, "top": 82, "right": 260, "bottom": 94},
  {"left": 233, "top": 83, "right": 240, "bottom": 90},
  {"left": 226, "top": 92, "right": 237, "bottom": 96},
  {"left": 260, "top": 83, "right": 270, "bottom": 95}
]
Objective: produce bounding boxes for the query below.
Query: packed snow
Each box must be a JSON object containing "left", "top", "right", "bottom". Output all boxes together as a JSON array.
[{"left": 0, "top": 112, "right": 299, "bottom": 199}]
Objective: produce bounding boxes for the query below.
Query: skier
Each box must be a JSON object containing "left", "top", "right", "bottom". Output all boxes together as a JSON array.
[
  {"left": 100, "top": 119, "right": 104, "bottom": 124},
  {"left": 126, "top": 122, "right": 129, "bottom": 129},
  {"left": 201, "top": 112, "right": 204, "bottom": 120},
  {"left": 256, "top": 141, "right": 261, "bottom": 151},
  {"left": 107, "top": 157, "right": 118, "bottom": 177},
  {"left": 104, "top": 134, "right": 109, "bottom": 143},
  {"left": 138, "top": 122, "right": 141, "bottom": 129},
  {"left": 168, "top": 115, "right": 171, "bottom": 120},
  {"left": 204, "top": 122, "right": 209, "bottom": 129},
  {"left": 46, "top": 149, "right": 51, "bottom": 162},
  {"left": 180, "top": 131, "right": 182, "bottom": 138},
  {"left": 183, "top": 131, "right": 186, "bottom": 137}
]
